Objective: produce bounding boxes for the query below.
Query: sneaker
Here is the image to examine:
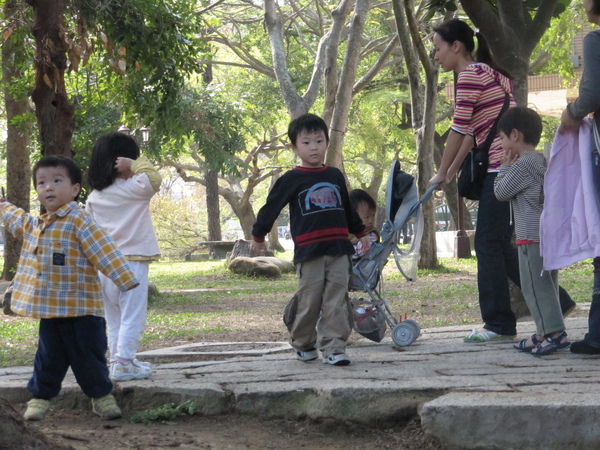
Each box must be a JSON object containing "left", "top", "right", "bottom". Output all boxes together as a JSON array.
[
  {"left": 464, "top": 329, "right": 515, "bottom": 343},
  {"left": 111, "top": 359, "right": 152, "bottom": 381},
  {"left": 570, "top": 340, "right": 600, "bottom": 355},
  {"left": 110, "top": 359, "right": 152, "bottom": 369},
  {"left": 92, "top": 394, "right": 122, "bottom": 420},
  {"left": 24, "top": 398, "right": 50, "bottom": 421},
  {"left": 323, "top": 353, "right": 351, "bottom": 366},
  {"left": 295, "top": 348, "right": 318, "bottom": 362}
]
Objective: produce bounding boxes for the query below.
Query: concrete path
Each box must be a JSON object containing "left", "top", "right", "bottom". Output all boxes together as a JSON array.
[{"left": 2, "top": 314, "right": 600, "bottom": 449}]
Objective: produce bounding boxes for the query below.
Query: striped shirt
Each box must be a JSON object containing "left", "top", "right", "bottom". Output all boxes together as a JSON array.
[
  {"left": 1, "top": 201, "right": 139, "bottom": 318},
  {"left": 493, "top": 151, "right": 547, "bottom": 242},
  {"left": 453, "top": 63, "right": 516, "bottom": 171}
]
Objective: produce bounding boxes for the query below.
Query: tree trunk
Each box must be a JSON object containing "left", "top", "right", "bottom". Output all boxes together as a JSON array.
[
  {"left": 26, "top": 0, "right": 74, "bottom": 157},
  {"left": 460, "top": 0, "right": 560, "bottom": 107},
  {"left": 326, "top": 0, "right": 370, "bottom": 169},
  {"left": 205, "top": 168, "right": 222, "bottom": 242},
  {"left": 392, "top": 0, "right": 439, "bottom": 269},
  {"left": 3, "top": 0, "right": 32, "bottom": 280}
]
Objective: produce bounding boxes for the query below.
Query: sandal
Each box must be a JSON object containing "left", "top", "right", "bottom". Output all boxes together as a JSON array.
[
  {"left": 531, "top": 331, "right": 570, "bottom": 357},
  {"left": 514, "top": 333, "right": 542, "bottom": 352}
]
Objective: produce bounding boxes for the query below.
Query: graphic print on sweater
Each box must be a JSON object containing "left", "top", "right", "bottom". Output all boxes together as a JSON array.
[{"left": 299, "top": 182, "right": 343, "bottom": 214}]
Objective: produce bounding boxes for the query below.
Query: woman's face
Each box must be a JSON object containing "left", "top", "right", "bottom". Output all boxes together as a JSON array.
[
  {"left": 584, "top": 0, "right": 600, "bottom": 22},
  {"left": 433, "top": 33, "right": 458, "bottom": 72}
]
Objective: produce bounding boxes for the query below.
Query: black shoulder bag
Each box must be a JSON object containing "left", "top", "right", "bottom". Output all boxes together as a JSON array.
[{"left": 457, "top": 93, "right": 510, "bottom": 200}]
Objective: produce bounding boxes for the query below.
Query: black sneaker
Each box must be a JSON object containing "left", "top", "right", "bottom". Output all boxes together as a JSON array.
[{"left": 570, "top": 340, "right": 600, "bottom": 355}]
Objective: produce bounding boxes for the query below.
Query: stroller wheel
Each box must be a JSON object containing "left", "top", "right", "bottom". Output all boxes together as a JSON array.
[
  {"left": 401, "top": 319, "right": 420, "bottom": 338},
  {"left": 392, "top": 322, "right": 417, "bottom": 347}
]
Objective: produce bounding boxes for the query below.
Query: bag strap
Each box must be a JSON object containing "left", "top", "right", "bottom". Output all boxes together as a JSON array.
[{"left": 480, "top": 93, "right": 511, "bottom": 153}]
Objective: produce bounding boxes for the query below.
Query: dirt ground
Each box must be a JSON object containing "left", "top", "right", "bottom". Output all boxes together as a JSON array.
[{"left": 23, "top": 408, "right": 441, "bottom": 450}]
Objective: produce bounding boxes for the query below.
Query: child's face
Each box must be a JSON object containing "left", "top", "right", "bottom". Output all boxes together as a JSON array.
[
  {"left": 35, "top": 166, "right": 80, "bottom": 215},
  {"left": 356, "top": 202, "right": 376, "bottom": 233},
  {"left": 499, "top": 131, "right": 512, "bottom": 152},
  {"left": 292, "top": 129, "right": 328, "bottom": 168}
]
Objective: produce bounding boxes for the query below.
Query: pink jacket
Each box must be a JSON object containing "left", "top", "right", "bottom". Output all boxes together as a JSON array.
[{"left": 540, "top": 118, "right": 600, "bottom": 270}]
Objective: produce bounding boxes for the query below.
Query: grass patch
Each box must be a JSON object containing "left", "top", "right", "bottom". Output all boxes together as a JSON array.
[{"left": 130, "top": 400, "right": 197, "bottom": 424}]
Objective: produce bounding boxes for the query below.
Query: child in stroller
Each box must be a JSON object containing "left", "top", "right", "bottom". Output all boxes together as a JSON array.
[
  {"left": 349, "top": 189, "right": 380, "bottom": 259},
  {"left": 349, "top": 161, "right": 438, "bottom": 347}
]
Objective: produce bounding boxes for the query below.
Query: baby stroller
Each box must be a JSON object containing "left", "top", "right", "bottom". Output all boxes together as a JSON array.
[{"left": 349, "top": 160, "right": 438, "bottom": 347}]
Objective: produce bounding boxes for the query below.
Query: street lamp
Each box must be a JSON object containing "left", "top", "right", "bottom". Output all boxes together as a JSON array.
[
  {"left": 118, "top": 124, "right": 131, "bottom": 133},
  {"left": 140, "top": 126, "right": 151, "bottom": 145}
]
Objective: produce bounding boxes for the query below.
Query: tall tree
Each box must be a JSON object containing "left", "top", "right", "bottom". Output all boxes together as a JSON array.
[
  {"left": 2, "top": 1, "right": 34, "bottom": 279},
  {"left": 390, "top": 0, "right": 444, "bottom": 268},
  {"left": 25, "top": 0, "right": 74, "bottom": 157}
]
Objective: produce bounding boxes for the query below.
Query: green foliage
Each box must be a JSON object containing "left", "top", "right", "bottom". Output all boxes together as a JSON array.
[
  {"left": 532, "top": 3, "right": 583, "bottom": 77},
  {"left": 76, "top": 0, "right": 211, "bottom": 150},
  {"left": 150, "top": 185, "right": 208, "bottom": 260},
  {"left": 177, "top": 88, "right": 246, "bottom": 173},
  {"left": 129, "top": 400, "right": 197, "bottom": 424}
]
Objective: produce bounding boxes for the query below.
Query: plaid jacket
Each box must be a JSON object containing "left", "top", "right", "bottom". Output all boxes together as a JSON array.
[{"left": 1, "top": 201, "right": 139, "bottom": 318}]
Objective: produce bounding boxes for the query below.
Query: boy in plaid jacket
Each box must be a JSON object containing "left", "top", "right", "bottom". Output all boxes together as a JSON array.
[{"left": 1, "top": 156, "right": 139, "bottom": 421}]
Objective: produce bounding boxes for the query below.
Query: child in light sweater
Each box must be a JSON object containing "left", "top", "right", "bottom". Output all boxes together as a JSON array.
[{"left": 86, "top": 132, "right": 162, "bottom": 380}]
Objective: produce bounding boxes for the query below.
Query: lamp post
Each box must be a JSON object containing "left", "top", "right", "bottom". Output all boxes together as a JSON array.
[
  {"left": 140, "top": 126, "right": 151, "bottom": 146},
  {"left": 117, "top": 124, "right": 130, "bottom": 133}
]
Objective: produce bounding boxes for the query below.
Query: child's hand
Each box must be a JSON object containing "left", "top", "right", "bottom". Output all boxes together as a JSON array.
[
  {"left": 251, "top": 240, "right": 268, "bottom": 256},
  {"left": 114, "top": 157, "right": 135, "bottom": 177},
  {"left": 500, "top": 148, "right": 518, "bottom": 166},
  {"left": 357, "top": 235, "right": 371, "bottom": 255}
]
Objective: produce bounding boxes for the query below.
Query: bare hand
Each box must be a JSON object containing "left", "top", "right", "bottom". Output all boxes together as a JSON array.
[
  {"left": 251, "top": 240, "right": 267, "bottom": 256},
  {"left": 114, "top": 157, "right": 134, "bottom": 176},
  {"left": 429, "top": 172, "right": 448, "bottom": 188},
  {"left": 559, "top": 108, "right": 583, "bottom": 134},
  {"left": 500, "top": 148, "right": 519, "bottom": 166},
  {"left": 357, "top": 235, "right": 371, "bottom": 255}
]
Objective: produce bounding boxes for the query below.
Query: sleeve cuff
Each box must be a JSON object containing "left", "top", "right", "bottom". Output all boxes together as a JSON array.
[{"left": 253, "top": 236, "right": 265, "bottom": 243}]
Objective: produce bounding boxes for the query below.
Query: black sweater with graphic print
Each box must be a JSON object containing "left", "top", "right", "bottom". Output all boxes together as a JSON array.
[{"left": 252, "top": 165, "right": 366, "bottom": 264}]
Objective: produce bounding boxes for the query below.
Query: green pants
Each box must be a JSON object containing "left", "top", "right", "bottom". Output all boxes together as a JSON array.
[{"left": 518, "top": 243, "right": 565, "bottom": 336}]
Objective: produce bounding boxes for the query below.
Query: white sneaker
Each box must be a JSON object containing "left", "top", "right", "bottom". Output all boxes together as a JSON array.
[
  {"left": 111, "top": 360, "right": 152, "bottom": 381},
  {"left": 295, "top": 348, "right": 318, "bottom": 362},
  {"left": 110, "top": 358, "right": 151, "bottom": 368}
]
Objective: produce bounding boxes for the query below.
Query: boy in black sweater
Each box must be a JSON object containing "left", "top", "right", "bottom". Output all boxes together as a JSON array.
[{"left": 251, "top": 113, "right": 371, "bottom": 366}]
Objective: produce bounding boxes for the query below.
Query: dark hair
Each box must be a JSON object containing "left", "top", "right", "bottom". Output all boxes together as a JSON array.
[
  {"left": 433, "top": 19, "right": 512, "bottom": 79},
  {"left": 88, "top": 132, "right": 140, "bottom": 191},
  {"left": 33, "top": 155, "right": 82, "bottom": 201},
  {"left": 287, "top": 113, "right": 329, "bottom": 147},
  {"left": 349, "top": 188, "right": 377, "bottom": 211},
  {"left": 591, "top": 0, "right": 600, "bottom": 15},
  {"left": 498, "top": 107, "right": 543, "bottom": 147}
]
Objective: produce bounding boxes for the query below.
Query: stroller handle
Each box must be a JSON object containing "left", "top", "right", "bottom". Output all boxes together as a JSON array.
[{"left": 420, "top": 183, "right": 439, "bottom": 204}]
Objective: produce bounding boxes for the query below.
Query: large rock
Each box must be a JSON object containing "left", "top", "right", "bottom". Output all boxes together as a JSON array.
[
  {"left": 228, "top": 257, "right": 282, "bottom": 278},
  {"left": 254, "top": 257, "right": 295, "bottom": 274}
]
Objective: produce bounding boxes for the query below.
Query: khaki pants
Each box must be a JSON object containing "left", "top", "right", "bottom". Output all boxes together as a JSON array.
[{"left": 284, "top": 255, "right": 353, "bottom": 357}]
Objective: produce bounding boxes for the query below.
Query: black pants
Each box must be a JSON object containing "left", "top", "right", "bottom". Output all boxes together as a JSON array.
[{"left": 28, "top": 316, "right": 113, "bottom": 400}]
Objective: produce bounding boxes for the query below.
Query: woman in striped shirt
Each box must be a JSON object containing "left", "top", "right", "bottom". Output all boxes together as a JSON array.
[{"left": 429, "top": 19, "right": 521, "bottom": 342}]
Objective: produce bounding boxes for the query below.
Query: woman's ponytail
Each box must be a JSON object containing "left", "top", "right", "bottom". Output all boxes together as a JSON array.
[{"left": 474, "top": 32, "right": 513, "bottom": 79}]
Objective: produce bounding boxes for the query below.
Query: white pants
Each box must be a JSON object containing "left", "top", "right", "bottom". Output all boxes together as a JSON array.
[{"left": 99, "top": 260, "right": 149, "bottom": 361}]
